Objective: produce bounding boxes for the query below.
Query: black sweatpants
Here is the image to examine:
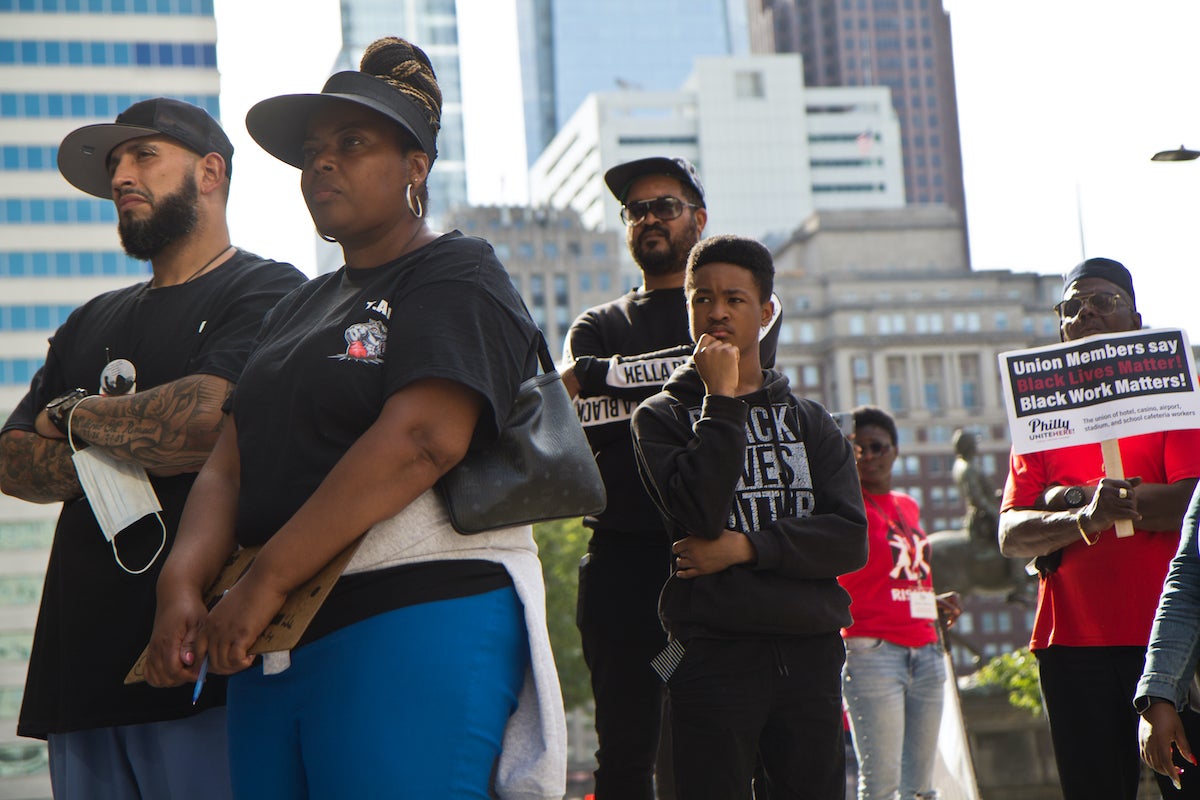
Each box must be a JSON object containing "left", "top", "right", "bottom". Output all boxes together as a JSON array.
[
  {"left": 577, "top": 531, "right": 674, "bottom": 800},
  {"left": 666, "top": 634, "right": 847, "bottom": 800},
  {"left": 1038, "top": 644, "right": 1200, "bottom": 800}
]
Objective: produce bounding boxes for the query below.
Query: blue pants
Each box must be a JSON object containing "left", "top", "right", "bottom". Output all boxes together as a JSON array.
[
  {"left": 842, "top": 638, "right": 946, "bottom": 800},
  {"left": 48, "top": 707, "right": 231, "bottom": 800},
  {"left": 225, "top": 586, "right": 528, "bottom": 799}
]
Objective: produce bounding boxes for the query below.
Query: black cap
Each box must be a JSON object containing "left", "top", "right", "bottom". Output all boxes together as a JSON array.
[
  {"left": 57, "top": 98, "right": 233, "bottom": 199},
  {"left": 604, "top": 157, "right": 705, "bottom": 206},
  {"left": 246, "top": 71, "right": 438, "bottom": 169},
  {"left": 1063, "top": 257, "right": 1136, "bottom": 308}
]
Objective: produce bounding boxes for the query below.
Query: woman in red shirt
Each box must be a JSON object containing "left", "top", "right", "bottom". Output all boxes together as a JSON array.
[{"left": 839, "top": 405, "right": 961, "bottom": 800}]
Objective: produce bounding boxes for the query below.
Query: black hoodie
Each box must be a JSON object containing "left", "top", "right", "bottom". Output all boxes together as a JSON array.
[{"left": 631, "top": 363, "right": 868, "bottom": 640}]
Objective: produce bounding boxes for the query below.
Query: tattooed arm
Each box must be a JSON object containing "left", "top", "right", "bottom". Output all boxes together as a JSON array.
[
  {"left": 0, "top": 431, "right": 83, "bottom": 503},
  {"left": 34, "top": 374, "right": 234, "bottom": 477}
]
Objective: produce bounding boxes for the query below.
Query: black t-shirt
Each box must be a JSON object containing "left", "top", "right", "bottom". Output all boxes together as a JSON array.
[
  {"left": 2, "top": 250, "right": 305, "bottom": 738},
  {"left": 232, "top": 232, "right": 539, "bottom": 545}
]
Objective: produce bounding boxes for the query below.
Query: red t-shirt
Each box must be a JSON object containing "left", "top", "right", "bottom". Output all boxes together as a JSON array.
[
  {"left": 839, "top": 490, "right": 938, "bottom": 647},
  {"left": 1001, "top": 429, "right": 1200, "bottom": 650}
]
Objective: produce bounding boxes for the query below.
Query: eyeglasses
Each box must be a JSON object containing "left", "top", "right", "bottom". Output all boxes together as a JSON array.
[
  {"left": 854, "top": 441, "right": 892, "bottom": 457},
  {"left": 1053, "top": 292, "right": 1130, "bottom": 319},
  {"left": 620, "top": 196, "right": 700, "bottom": 226}
]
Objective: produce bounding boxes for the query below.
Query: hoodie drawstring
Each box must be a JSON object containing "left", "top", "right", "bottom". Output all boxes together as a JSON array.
[{"left": 771, "top": 640, "right": 790, "bottom": 677}]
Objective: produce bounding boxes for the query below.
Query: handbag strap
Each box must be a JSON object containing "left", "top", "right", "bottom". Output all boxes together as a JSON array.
[{"left": 531, "top": 329, "right": 557, "bottom": 377}]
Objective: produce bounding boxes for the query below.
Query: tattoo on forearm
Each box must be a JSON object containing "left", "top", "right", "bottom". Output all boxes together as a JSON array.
[
  {"left": 0, "top": 430, "right": 83, "bottom": 503},
  {"left": 69, "top": 375, "right": 232, "bottom": 473}
]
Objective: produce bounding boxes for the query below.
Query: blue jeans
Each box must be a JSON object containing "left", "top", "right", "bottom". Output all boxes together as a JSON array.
[
  {"left": 842, "top": 637, "right": 945, "bottom": 800},
  {"left": 48, "top": 708, "right": 231, "bottom": 800}
]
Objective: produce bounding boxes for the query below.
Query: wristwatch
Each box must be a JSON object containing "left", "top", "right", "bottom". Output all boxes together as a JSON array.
[
  {"left": 1063, "top": 485, "right": 1086, "bottom": 508},
  {"left": 45, "top": 388, "right": 90, "bottom": 437},
  {"left": 1134, "top": 694, "right": 1171, "bottom": 715}
]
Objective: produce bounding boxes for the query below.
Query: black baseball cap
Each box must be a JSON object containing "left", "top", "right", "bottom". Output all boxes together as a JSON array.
[
  {"left": 604, "top": 157, "right": 706, "bottom": 206},
  {"left": 58, "top": 97, "right": 234, "bottom": 198},
  {"left": 1063, "top": 257, "right": 1136, "bottom": 308},
  {"left": 246, "top": 70, "right": 439, "bottom": 169}
]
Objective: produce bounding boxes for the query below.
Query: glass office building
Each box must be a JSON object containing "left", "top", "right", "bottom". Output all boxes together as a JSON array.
[
  {"left": 0, "top": 3, "right": 221, "bottom": 795},
  {"left": 334, "top": 0, "right": 468, "bottom": 218},
  {"left": 516, "top": 0, "right": 748, "bottom": 166}
]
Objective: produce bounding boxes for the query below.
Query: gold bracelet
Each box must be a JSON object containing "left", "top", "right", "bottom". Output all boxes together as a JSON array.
[{"left": 1076, "top": 514, "right": 1098, "bottom": 546}]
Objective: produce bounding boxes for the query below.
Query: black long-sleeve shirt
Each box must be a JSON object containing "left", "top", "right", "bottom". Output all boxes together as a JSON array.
[{"left": 565, "top": 285, "right": 780, "bottom": 533}]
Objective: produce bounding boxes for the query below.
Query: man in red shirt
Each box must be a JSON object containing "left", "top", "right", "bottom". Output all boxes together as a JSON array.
[{"left": 999, "top": 257, "right": 1200, "bottom": 799}]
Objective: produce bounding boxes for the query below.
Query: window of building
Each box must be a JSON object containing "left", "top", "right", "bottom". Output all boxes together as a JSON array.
[
  {"left": 848, "top": 315, "right": 866, "bottom": 336},
  {"left": 852, "top": 355, "right": 870, "bottom": 379},
  {"left": 734, "top": 70, "right": 765, "bottom": 99}
]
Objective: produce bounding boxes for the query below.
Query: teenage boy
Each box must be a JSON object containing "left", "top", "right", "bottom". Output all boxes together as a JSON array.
[{"left": 631, "top": 234, "right": 868, "bottom": 799}]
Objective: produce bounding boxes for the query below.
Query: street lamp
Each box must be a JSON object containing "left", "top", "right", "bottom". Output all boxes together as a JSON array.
[{"left": 1151, "top": 145, "right": 1200, "bottom": 162}]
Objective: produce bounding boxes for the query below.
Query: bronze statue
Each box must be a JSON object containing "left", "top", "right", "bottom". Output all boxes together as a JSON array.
[{"left": 929, "top": 430, "right": 1031, "bottom": 602}]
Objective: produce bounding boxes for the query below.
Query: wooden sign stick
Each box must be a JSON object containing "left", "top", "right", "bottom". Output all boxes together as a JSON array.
[{"left": 1100, "top": 438, "right": 1135, "bottom": 538}]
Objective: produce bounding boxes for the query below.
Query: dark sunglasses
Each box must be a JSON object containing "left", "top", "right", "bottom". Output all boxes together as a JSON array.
[
  {"left": 620, "top": 196, "right": 700, "bottom": 226},
  {"left": 854, "top": 441, "right": 892, "bottom": 456},
  {"left": 1053, "top": 292, "right": 1129, "bottom": 319}
]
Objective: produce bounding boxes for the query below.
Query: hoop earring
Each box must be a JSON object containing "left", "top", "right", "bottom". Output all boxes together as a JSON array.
[
  {"left": 406, "top": 183, "right": 425, "bottom": 219},
  {"left": 319, "top": 232, "right": 337, "bottom": 243}
]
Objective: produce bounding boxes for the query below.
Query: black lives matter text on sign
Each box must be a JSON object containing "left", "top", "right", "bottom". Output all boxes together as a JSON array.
[{"left": 1006, "top": 330, "right": 1191, "bottom": 418}]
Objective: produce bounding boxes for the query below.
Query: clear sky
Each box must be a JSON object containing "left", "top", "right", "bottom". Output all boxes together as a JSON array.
[{"left": 214, "top": 0, "right": 1200, "bottom": 340}]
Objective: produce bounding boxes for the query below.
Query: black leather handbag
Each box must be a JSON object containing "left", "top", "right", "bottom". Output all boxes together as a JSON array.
[{"left": 437, "top": 332, "right": 606, "bottom": 534}]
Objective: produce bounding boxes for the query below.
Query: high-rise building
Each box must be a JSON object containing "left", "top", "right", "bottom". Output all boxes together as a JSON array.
[
  {"left": 747, "top": 0, "right": 967, "bottom": 246},
  {"left": 516, "top": 0, "right": 749, "bottom": 167},
  {"left": 0, "top": 3, "right": 221, "bottom": 796},
  {"left": 443, "top": 204, "right": 622, "bottom": 353},
  {"left": 530, "top": 54, "right": 904, "bottom": 249},
  {"left": 771, "top": 205, "right": 1059, "bottom": 534},
  {"left": 335, "top": 0, "right": 467, "bottom": 218}
]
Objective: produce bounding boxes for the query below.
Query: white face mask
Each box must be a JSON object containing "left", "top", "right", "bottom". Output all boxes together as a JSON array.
[{"left": 68, "top": 401, "right": 165, "bottom": 574}]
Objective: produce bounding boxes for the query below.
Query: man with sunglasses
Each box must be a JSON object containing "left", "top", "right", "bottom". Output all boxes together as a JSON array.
[
  {"left": 561, "top": 157, "right": 779, "bottom": 798},
  {"left": 998, "top": 257, "right": 1200, "bottom": 799}
]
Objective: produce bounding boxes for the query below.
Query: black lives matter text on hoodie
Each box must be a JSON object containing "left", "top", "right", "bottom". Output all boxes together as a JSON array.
[{"left": 631, "top": 364, "right": 868, "bottom": 641}]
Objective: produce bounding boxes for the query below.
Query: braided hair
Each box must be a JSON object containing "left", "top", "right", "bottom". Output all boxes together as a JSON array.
[{"left": 360, "top": 36, "right": 442, "bottom": 143}]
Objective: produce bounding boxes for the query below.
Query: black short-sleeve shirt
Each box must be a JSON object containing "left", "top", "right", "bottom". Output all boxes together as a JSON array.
[
  {"left": 2, "top": 250, "right": 305, "bottom": 738},
  {"left": 232, "top": 231, "right": 538, "bottom": 546}
]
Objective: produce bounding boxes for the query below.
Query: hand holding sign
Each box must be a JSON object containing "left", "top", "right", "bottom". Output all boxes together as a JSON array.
[{"left": 999, "top": 328, "right": 1200, "bottom": 540}]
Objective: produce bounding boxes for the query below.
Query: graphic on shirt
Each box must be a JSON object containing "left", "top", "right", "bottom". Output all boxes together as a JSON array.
[
  {"left": 606, "top": 353, "right": 689, "bottom": 389},
  {"left": 887, "top": 522, "right": 931, "bottom": 581},
  {"left": 331, "top": 320, "right": 387, "bottom": 364},
  {"left": 725, "top": 403, "right": 815, "bottom": 531},
  {"left": 99, "top": 358, "right": 136, "bottom": 396},
  {"left": 574, "top": 395, "right": 637, "bottom": 427}
]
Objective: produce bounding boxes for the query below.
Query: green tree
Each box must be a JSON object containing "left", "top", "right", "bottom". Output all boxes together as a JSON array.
[
  {"left": 970, "top": 647, "right": 1044, "bottom": 716},
  {"left": 532, "top": 518, "right": 593, "bottom": 709}
]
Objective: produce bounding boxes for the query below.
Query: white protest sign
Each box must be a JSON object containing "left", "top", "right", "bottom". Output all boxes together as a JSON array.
[
  {"left": 999, "top": 327, "right": 1200, "bottom": 538},
  {"left": 998, "top": 328, "right": 1200, "bottom": 455}
]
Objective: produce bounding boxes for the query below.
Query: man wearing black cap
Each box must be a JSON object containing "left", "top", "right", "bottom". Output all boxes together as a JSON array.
[
  {"left": 561, "top": 157, "right": 779, "bottom": 799},
  {"left": 998, "top": 257, "right": 1200, "bottom": 799},
  {"left": 0, "top": 98, "right": 304, "bottom": 799}
]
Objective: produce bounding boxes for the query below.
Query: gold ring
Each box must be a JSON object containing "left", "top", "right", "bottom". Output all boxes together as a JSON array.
[{"left": 1119, "top": 488, "right": 1128, "bottom": 499}]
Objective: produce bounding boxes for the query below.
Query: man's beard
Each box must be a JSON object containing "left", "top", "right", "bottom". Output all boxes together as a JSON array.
[
  {"left": 630, "top": 217, "right": 700, "bottom": 277},
  {"left": 118, "top": 174, "right": 200, "bottom": 261}
]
